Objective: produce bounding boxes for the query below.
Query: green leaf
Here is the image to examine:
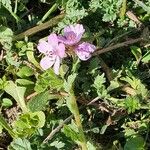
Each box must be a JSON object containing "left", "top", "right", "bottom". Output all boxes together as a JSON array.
[
  {"left": 107, "top": 80, "right": 120, "bottom": 92},
  {"left": 141, "top": 50, "right": 150, "bottom": 63},
  {"left": 63, "top": 124, "right": 82, "bottom": 142},
  {"left": 124, "top": 135, "right": 145, "bottom": 150},
  {"left": 0, "top": 76, "right": 7, "bottom": 90},
  {"left": 59, "top": 64, "right": 69, "bottom": 78},
  {"left": 0, "top": 114, "right": 16, "bottom": 138},
  {"left": 4, "top": 81, "right": 28, "bottom": 113},
  {"left": 130, "top": 46, "right": 142, "bottom": 61},
  {"left": 64, "top": 73, "right": 77, "bottom": 93},
  {"left": 93, "top": 73, "right": 106, "bottom": 89},
  {"left": 100, "top": 125, "right": 108, "bottom": 134},
  {"left": 93, "top": 74, "right": 109, "bottom": 99},
  {"left": 87, "top": 141, "right": 97, "bottom": 150},
  {"left": 0, "top": 0, "right": 12, "bottom": 11},
  {"left": 31, "top": 111, "right": 45, "bottom": 128},
  {"left": 27, "top": 91, "right": 59, "bottom": 112},
  {"left": 16, "top": 79, "right": 34, "bottom": 86},
  {"left": 0, "top": 26, "right": 13, "bottom": 50},
  {"left": 13, "top": 111, "right": 45, "bottom": 137},
  {"left": 8, "top": 138, "right": 32, "bottom": 150},
  {"left": 2, "top": 98, "right": 13, "bottom": 107},
  {"left": 121, "top": 76, "right": 149, "bottom": 99},
  {"left": 35, "top": 69, "right": 64, "bottom": 93},
  {"left": 17, "top": 66, "right": 34, "bottom": 78},
  {"left": 0, "top": 124, "right": 3, "bottom": 133},
  {"left": 66, "top": 95, "right": 78, "bottom": 115},
  {"left": 124, "top": 96, "right": 140, "bottom": 114},
  {"left": 133, "top": 0, "right": 150, "bottom": 14},
  {"left": 50, "top": 140, "right": 65, "bottom": 149},
  {"left": 26, "top": 47, "right": 41, "bottom": 69}
]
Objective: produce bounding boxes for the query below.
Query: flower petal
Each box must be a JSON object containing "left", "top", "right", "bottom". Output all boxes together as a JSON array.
[
  {"left": 64, "top": 25, "right": 73, "bottom": 33},
  {"left": 74, "top": 24, "right": 85, "bottom": 36},
  {"left": 57, "top": 43, "right": 66, "bottom": 58},
  {"left": 58, "top": 35, "right": 67, "bottom": 43},
  {"left": 75, "top": 50, "right": 91, "bottom": 61},
  {"left": 48, "top": 33, "right": 58, "bottom": 47},
  {"left": 37, "top": 41, "right": 52, "bottom": 54},
  {"left": 53, "top": 56, "right": 60, "bottom": 75},
  {"left": 62, "top": 24, "right": 85, "bottom": 45},
  {"left": 40, "top": 56, "right": 55, "bottom": 70},
  {"left": 75, "top": 42, "right": 96, "bottom": 61}
]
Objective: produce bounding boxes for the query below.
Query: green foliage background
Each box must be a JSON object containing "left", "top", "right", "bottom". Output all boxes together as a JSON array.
[{"left": 0, "top": 0, "right": 150, "bottom": 149}]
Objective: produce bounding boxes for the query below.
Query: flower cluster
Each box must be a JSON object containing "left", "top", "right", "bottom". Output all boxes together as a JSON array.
[{"left": 37, "top": 24, "right": 96, "bottom": 74}]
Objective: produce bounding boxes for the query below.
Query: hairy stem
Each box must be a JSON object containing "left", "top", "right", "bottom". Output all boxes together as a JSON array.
[
  {"left": 37, "top": 3, "right": 58, "bottom": 24},
  {"left": 70, "top": 92, "right": 88, "bottom": 150},
  {"left": 93, "top": 37, "right": 143, "bottom": 56},
  {"left": 13, "top": 14, "right": 65, "bottom": 40}
]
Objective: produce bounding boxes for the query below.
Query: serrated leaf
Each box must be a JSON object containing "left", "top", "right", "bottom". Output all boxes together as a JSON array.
[
  {"left": 35, "top": 69, "right": 64, "bottom": 93},
  {"left": 64, "top": 73, "right": 77, "bottom": 93},
  {"left": 27, "top": 91, "right": 59, "bottom": 112},
  {"left": 124, "top": 96, "right": 140, "bottom": 114},
  {"left": 13, "top": 111, "right": 45, "bottom": 137},
  {"left": 8, "top": 138, "right": 32, "bottom": 150},
  {"left": 63, "top": 124, "right": 81, "bottom": 142},
  {"left": 93, "top": 73, "right": 106, "bottom": 89},
  {"left": 107, "top": 80, "right": 120, "bottom": 92}
]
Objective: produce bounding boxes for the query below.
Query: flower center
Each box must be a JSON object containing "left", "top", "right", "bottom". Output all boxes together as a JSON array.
[
  {"left": 66, "top": 32, "right": 76, "bottom": 41},
  {"left": 45, "top": 50, "right": 55, "bottom": 58}
]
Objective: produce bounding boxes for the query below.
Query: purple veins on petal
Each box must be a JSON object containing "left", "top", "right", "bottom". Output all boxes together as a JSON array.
[
  {"left": 58, "top": 24, "right": 85, "bottom": 46},
  {"left": 37, "top": 33, "right": 66, "bottom": 74},
  {"left": 75, "top": 42, "right": 96, "bottom": 61}
]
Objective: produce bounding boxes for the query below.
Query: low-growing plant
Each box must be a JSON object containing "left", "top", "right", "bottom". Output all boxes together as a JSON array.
[{"left": 0, "top": 0, "right": 150, "bottom": 149}]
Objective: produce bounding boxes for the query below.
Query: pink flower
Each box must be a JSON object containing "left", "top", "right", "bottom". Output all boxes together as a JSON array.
[
  {"left": 58, "top": 24, "right": 85, "bottom": 46},
  {"left": 37, "top": 33, "right": 65, "bottom": 75},
  {"left": 75, "top": 42, "right": 96, "bottom": 61}
]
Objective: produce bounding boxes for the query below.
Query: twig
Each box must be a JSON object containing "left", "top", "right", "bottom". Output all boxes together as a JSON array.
[
  {"left": 43, "top": 115, "right": 73, "bottom": 143},
  {"left": 87, "top": 97, "right": 99, "bottom": 106},
  {"left": 0, "top": 50, "right": 4, "bottom": 61},
  {"left": 126, "top": 11, "right": 142, "bottom": 26},
  {"left": 26, "top": 92, "right": 38, "bottom": 101},
  {"left": 99, "top": 57, "right": 113, "bottom": 81},
  {"left": 43, "top": 93, "right": 114, "bottom": 144},
  {"left": 13, "top": 14, "right": 65, "bottom": 40},
  {"left": 93, "top": 37, "right": 143, "bottom": 56}
]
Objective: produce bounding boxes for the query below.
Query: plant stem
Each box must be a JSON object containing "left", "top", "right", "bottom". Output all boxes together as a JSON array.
[
  {"left": 14, "top": 0, "right": 18, "bottom": 14},
  {"left": 37, "top": 3, "right": 58, "bottom": 24},
  {"left": 0, "top": 114, "right": 16, "bottom": 138},
  {"left": 93, "top": 37, "right": 143, "bottom": 56},
  {"left": 13, "top": 14, "right": 65, "bottom": 40},
  {"left": 70, "top": 92, "right": 88, "bottom": 150}
]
